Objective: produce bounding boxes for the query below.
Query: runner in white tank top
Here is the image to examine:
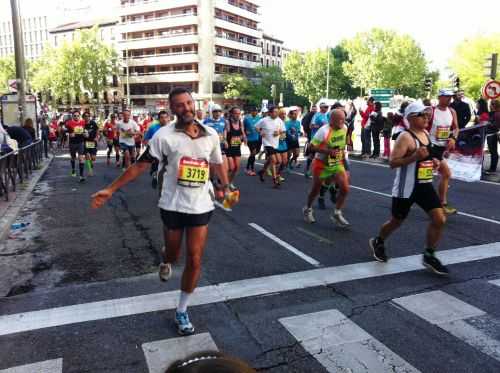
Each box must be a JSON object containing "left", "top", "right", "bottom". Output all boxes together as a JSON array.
[
  {"left": 429, "top": 89, "right": 459, "bottom": 215},
  {"left": 369, "top": 101, "right": 449, "bottom": 276}
]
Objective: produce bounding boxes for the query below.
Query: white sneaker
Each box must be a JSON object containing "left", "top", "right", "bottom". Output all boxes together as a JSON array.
[
  {"left": 159, "top": 262, "right": 172, "bottom": 282},
  {"left": 302, "top": 206, "right": 315, "bottom": 224},
  {"left": 331, "top": 209, "right": 350, "bottom": 228}
]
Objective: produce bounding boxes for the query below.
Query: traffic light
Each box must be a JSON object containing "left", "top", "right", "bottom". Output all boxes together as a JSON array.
[{"left": 424, "top": 78, "right": 433, "bottom": 92}]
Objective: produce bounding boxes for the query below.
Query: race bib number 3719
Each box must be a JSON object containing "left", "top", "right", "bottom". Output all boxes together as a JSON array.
[{"left": 177, "top": 157, "right": 209, "bottom": 188}]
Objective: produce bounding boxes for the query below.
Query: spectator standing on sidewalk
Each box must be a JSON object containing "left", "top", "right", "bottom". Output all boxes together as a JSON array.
[
  {"left": 485, "top": 99, "right": 500, "bottom": 175},
  {"left": 383, "top": 112, "right": 394, "bottom": 158},
  {"left": 23, "top": 118, "right": 36, "bottom": 141},
  {"left": 475, "top": 98, "right": 490, "bottom": 124},
  {"left": 359, "top": 97, "right": 375, "bottom": 157},
  {"left": 41, "top": 114, "right": 50, "bottom": 157},
  {"left": 450, "top": 90, "right": 472, "bottom": 129},
  {"left": 369, "top": 101, "right": 385, "bottom": 158}
]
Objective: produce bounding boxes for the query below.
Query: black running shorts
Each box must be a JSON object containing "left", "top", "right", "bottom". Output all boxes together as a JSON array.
[
  {"left": 391, "top": 183, "right": 442, "bottom": 220},
  {"left": 264, "top": 146, "right": 276, "bottom": 156},
  {"left": 160, "top": 209, "right": 213, "bottom": 230}
]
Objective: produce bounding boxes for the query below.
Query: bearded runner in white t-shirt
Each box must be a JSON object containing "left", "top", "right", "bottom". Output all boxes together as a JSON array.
[{"left": 91, "top": 88, "right": 235, "bottom": 336}]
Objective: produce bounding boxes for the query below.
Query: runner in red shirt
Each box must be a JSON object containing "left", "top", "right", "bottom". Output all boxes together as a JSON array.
[
  {"left": 65, "top": 111, "right": 87, "bottom": 182},
  {"left": 103, "top": 113, "right": 120, "bottom": 166}
]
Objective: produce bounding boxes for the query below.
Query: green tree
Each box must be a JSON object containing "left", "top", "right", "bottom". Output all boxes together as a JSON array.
[
  {"left": 341, "top": 28, "right": 430, "bottom": 97},
  {"left": 222, "top": 66, "right": 308, "bottom": 107},
  {"left": 0, "top": 56, "right": 16, "bottom": 92},
  {"left": 448, "top": 34, "right": 500, "bottom": 98},
  {"left": 32, "top": 26, "right": 117, "bottom": 105}
]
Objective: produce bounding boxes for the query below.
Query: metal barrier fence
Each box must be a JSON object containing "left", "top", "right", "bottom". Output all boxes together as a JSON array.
[{"left": 0, "top": 140, "right": 44, "bottom": 201}]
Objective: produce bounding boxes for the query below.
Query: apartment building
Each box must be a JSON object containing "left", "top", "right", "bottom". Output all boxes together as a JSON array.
[
  {"left": 49, "top": 18, "right": 118, "bottom": 48},
  {"left": 0, "top": 16, "right": 50, "bottom": 60},
  {"left": 261, "top": 33, "right": 290, "bottom": 69},
  {"left": 118, "top": 0, "right": 262, "bottom": 109}
]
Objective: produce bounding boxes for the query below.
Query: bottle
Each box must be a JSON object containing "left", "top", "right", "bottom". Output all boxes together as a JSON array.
[
  {"left": 11, "top": 222, "right": 29, "bottom": 230},
  {"left": 223, "top": 190, "right": 240, "bottom": 209}
]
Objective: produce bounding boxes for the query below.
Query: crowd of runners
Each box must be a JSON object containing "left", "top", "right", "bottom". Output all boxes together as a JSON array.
[{"left": 86, "top": 86, "right": 500, "bottom": 337}]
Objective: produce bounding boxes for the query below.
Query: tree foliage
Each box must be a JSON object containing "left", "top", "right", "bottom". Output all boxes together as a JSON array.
[
  {"left": 448, "top": 34, "right": 500, "bottom": 98},
  {"left": 0, "top": 56, "right": 16, "bottom": 92},
  {"left": 31, "top": 26, "right": 117, "bottom": 104},
  {"left": 341, "top": 28, "right": 430, "bottom": 97},
  {"left": 223, "top": 66, "right": 308, "bottom": 107}
]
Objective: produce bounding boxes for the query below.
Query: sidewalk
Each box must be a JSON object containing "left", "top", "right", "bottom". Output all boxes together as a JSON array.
[{"left": 0, "top": 155, "right": 53, "bottom": 241}]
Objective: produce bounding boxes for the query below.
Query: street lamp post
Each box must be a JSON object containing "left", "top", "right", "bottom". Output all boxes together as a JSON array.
[{"left": 10, "top": 0, "right": 27, "bottom": 126}]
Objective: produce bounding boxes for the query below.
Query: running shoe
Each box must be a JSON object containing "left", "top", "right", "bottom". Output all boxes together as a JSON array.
[
  {"left": 304, "top": 171, "right": 312, "bottom": 179},
  {"left": 369, "top": 237, "right": 388, "bottom": 262},
  {"left": 423, "top": 253, "right": 449, "bottom": 276},
  {"left": 71, "top": 171, "right": 76, "bottom": 177},
  {"left": 175, "top": 311, "right": 195, "bottom": 336},
  {"left": 302, "top": 207, "right": 315, "bottom": 224},
  {"left": 442, "top": 204, "right": 457, "bottom": 215},
  {"left": 318, "top": 198, "right": 326, "bottom": 210},
  {"left": 278, "top": 176, "right": 285, "bottom": 183},
  {"left": 159, "top": 262, "right": 172, "bottom": 282},
  {"left": 229, "top": 183, "right": 238, "bottom": 191},
  {"left": 258, "top": 170, "right": 265, "bottom": 182},
  {"left": 79, "top": 176, "right": 86, "bottom": 183},
  {"left": 331, "top": 209, "right": 350, "bottom": 228}
]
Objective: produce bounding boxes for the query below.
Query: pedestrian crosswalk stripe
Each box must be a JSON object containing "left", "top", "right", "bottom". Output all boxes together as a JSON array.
[
  {"left": 249, "top": 223, "right": 321, "bottom": 267},
  {"left": 0, "top": 242, "right": 499, "bottom": 337},
  {"left": 143, "top": 333, "right": 218, "bottom": 373},
  {"left": 488, "top": 279, "right": 500, "bottom": 287},
  {"left": 0, "top": 359, "right": 63, "bottom": 373},
  {"left": 280, "top": 309, "right": 421, "bottom": 373},
  {"left": 393, "top": 290, "right": 500, "bottom": 361}
]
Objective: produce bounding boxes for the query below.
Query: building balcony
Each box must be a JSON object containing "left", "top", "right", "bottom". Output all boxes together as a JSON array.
[
  {"left": 118, "top": 0, "right": 198, "bottom": 16},
  {"left": 119, "top": 33, "right": 198, "bottom": 50},
  {"left": 127, "top": 52, "right": 199, "bottom": 67},
  {"left": 215, "top": 0, "right": 260, "bottom": 19},
  {"left": 125, "top": 71, "right": 199, "bottom": 84},
  {"left": 214, "top": 55, "right": 260, "bottom": 69},
  {"left": 119, "top": 14, "right": 198, "bottom": 34},
  {"left": 214, "top": 18, "right": 261, "bottom": 39},
  {"left": 215, "top": 36, "right": 261, "bottom": 55}
]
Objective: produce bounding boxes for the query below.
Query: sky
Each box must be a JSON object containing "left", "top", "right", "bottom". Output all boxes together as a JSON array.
[{"left": 2, "top": 0, "right": 498, "bottom": 75}]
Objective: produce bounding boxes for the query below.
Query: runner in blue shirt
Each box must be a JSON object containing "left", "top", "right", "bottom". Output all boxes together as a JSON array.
[
  {"left": 305, "top": 102, "right": 330, "bottom": 178},
  {"left": 203, "top": 104, "right": 229, "bottom": 186},
  {"left": 285, "top": 107, "right": 302, "bottom": 170},
  {"left": 243, "top": 107, "right": 261, "bottom": 176},
  {"left": 276, "top": 109, "right": 289, "bottom": 182}
]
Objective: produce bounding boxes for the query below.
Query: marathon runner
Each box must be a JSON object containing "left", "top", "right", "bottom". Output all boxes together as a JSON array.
[
  {"left": 305, "top": 102, "right": 330, "bottom": 178},
  {"left": 255, "top": 105, "right": 285, "bottom": 188},
  {"left": 48, "top": 115, "right": 59, "bottom": 153},
  {"left": 118, "top": 109, "right": 140, "bottom": 171},
  {"left": 91, "top": 87, "right": 235, "bottom": 336},
  {"left": 104, "top": 113, "right": 120, "bottom": 166},
  {"left": 203, "top": 105, "right": 228, "bottom": 187},
  {"left": 428, "top": 89, "right": 459, "bottom": 215},
  {"left": 83, "top": 112, "right": 99, "bottom": 177},
  {"left": 275, "top": 109, "right": 289, "bottom": 182},
  {"left": 286, "top": 107, "right": 302, "bottom": 170},
  {"left": 369, "top": 102, "right": 448, "bottom": 275},
  {"left": 65, "top": 110, "right": 86, "bottom": 182},
  {"left": 243, "top": 107, "right": 261, "bottom": 176},
  {"left": 302, "top": 109, "right": 350, "bottom": 227},
  {"left": 144, "top": 111, "right": 171, "bottom": 189},
  {"left": 225, "top": 107, "right": 246, "bottom": 190}
]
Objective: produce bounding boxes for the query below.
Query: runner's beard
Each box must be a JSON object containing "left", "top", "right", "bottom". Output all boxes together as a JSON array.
[{"left": 177, "top": 110, "right": 196, "bottom": 127}]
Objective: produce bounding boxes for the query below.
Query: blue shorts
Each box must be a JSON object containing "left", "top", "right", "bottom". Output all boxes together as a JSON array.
[{"left": 119, "top": 143, "right": 135, "bottom": 153}]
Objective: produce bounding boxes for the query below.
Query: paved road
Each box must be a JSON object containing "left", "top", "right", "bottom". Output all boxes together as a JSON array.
[{"left": 1, "top": 150, "right": 500, "bottom": 372}]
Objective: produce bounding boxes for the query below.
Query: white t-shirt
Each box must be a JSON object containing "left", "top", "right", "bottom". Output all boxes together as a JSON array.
[
  {"left": 255, "top": 117, "right": 285, "bottom": 149},
  {"left": 148, "top": 123, "right": 223, "bottom": 214},
  {"left": 118, "top": 119, "right": 140, "bottom": 146}
]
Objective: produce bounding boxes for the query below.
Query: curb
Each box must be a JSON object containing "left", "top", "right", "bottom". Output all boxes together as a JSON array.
[{"left": 0, "top": 155, "right": 54, "bottom": 241}]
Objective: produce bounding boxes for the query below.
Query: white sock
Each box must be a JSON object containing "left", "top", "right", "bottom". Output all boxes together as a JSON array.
[{"left": 177, "top": 291, "right": 191, "bottom": 313}]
